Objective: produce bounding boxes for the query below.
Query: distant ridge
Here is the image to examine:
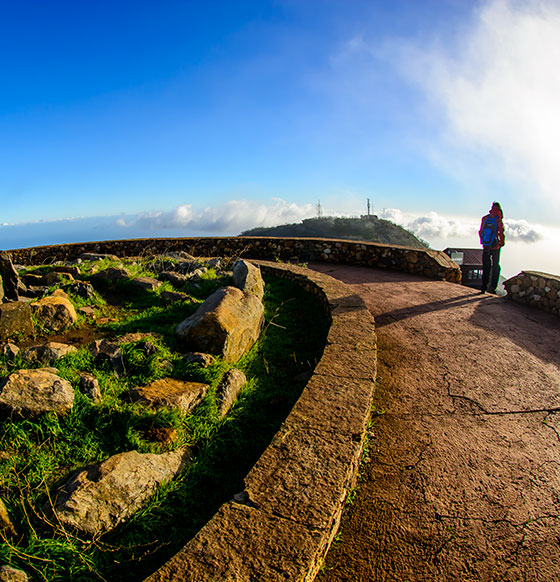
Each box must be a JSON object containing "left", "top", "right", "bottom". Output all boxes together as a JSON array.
[{"left": 240, "top": 216, "right": 428, "bottom": 249}]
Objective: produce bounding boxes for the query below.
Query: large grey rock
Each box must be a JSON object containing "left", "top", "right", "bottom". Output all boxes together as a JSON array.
[
  {"left": 0, "top": 343, "right": 19, "bottom": 360},
  {"left": 0, "top": 302, "right": 33, "bottom": 340},
  {"left": 216, "top": 368, "right": 247, "bottom": 416},
  {"left": 22, "top": 342, "right": 77, "bottom": 365},
  {"left": 233, "top": 260, "right": 265, "bottom": 301},
  {"left": 0, "top": 368, "right": 74, "bottom": 415},
  {"left": 42, "top": 270, "right": 75, "bottom": 285},
  {"left": 183, "top": 352, "right": 216, "bottom": 368},
  {"left": 175, "top": 286, "right": 264, "bottom": 363},
  {"left": 31, "top": 293, "right": 77, "bottom": 332},
  {"left": 159, "top": 271, "right": 188, "bottom": 287},
  {"left": 127, "top": 378, "right": 208, "bottom": 413},
  {"left": 48, "top": 448, "right": 189, "bottom": 535},
  {"left": 65, "top": 281, "right": 96, "bottom": 301},
  {"left": 0, "top": 566, "right": 28, "bottom": 582},
  {"left": 0, "top": 252, "right": 20, "bottom": 302}
]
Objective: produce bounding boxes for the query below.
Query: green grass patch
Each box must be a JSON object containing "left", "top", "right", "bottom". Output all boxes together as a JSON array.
[{"left": 0, "top": 272, "right": 328, "bottom": 581}]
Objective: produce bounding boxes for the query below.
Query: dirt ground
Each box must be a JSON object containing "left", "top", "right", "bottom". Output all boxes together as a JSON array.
[{"left": 310, "top": 264, "right": 560, "bottom": 582}]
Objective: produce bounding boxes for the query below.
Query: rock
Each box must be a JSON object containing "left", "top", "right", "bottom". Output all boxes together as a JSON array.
[
  {"left": 140, "top": 427, "right": 177, "bottom": 444},
  {"left": 0, "top": 302, "right": 34, "bottom": 340},
  {"left": 51, "top": 265, "right": 81, "bottom": 278},
  {"left": 127, "top": 378, "right": 208, "bottom": 413},
  {"left": 78, "top": 373, "right": 101, "bottom": 402},
  {"left": 90, "top": 267, "right": 130, "bottom": 284},
  {"left": 118, "top": 332, "right": 161, "bottom": 345},
  {"left": 183, "top": 352, "right": 216, "bottom": 368},
  {"left": 20, "top": 273, "right": 44, "bottom": 286},
  {"left": 0, "top": 566, "right": 28, "bottom": 582},
  {"left": 0, "top": 368, "right": 74, "bottom": 415},
  {"left": 47, "top": 448, "right": 190, "bottom": 535},
  {"left": 175, "top": 286, "right": 264, "bottom": 363},
  {"left": 88, "top": 340, "right": 126, "bottom": 377},
  {"left": 0, "top": 252, "right": 20, "bottom": 302},
  {"left": 78, "top": 306, "right": 96, "bottom": 317},
  {"left": 21, "top": 285, "right": 49, "bottom": 299},
  {"left": 216, "top": 368, "right": 247, "bottom": 416},
  {"left": 22, "top": 342, "right": 77, "bottom": 365},
  {"left": 0, "top": 498, "right": 16, "bottom": 539},
  {"left": 233, "top": 260, "right": 265, "bottom": 301},
  {"left": 65, "top": 281, "right": 96, "bottom": 300},
  {"left": 159, "top": 271, "right": 188, "bottom": 287},
  {"left": 42, "top": 271, "right": 75, "bottom": 285},
  {"left": 206, "top": 257, "right": 224, "bottom": 269},
  {"left": 79, "top": 252, "right": 120, "bottom": 262},
  {"left": 0, "top": 343, "right": 19, "bottom": 360},
  {"left": 160, "top": 290, "right": 189, "bottom": 303},
  {"left": 31, "top": 294, "right": 77, "bottom": 332},
  {"left": 131, "top": 276, "right": 161, "bottom": 291}
]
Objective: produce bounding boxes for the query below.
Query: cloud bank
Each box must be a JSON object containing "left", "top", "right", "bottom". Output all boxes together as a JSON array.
[
  {"left": 382, "top": 208, "right": 543, "bottom": 244},
  {"left": 402, "top": 0, "right": 560, "bottom": 210},
  {"left": 117, "top": 198, "right": 316, "bottom": 233}
]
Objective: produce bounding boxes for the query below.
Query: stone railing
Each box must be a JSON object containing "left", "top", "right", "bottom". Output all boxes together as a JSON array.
[
  {"left": 146, "top": 260, "right": 377, "bottom": 581},
  {"left": 9, "top": 236, "right": 461, "bottom": 283},
  {"left": 504, "top": 271, "right": 560, "bottom": 317}
]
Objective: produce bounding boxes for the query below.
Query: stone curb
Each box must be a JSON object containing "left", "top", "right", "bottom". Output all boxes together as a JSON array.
[{"left": 146, "top": 261, "right": 377, "bottom": 581}]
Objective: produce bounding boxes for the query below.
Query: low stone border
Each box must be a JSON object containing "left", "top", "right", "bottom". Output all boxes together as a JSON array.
[
  {"left": 146, "top": 261, "right": 377, "bottom": 581},
  {"left": 504, "top": 271, "right": 560, "bottom": 317},
  {"left": 9, "top": 236, "right": 461, "bottom": 283}
]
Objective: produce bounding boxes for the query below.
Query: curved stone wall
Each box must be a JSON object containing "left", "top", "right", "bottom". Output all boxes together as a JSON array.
[
  {"left": 9, "top": 236, "right": 461, "bottom": 283},
  {"left": 504, "top": 271, "right": 560, "bottom": 317},
  {"left": 146, "top": 260, "right": 377, "bottom": 581}
]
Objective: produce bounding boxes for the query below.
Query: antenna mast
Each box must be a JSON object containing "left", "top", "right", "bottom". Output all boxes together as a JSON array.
[{"left": 316, "top": 200, "right": 323, "bottom": 218}]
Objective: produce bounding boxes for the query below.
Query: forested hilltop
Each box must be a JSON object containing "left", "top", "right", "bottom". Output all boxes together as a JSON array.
[{"left": 240, "top": 216, "right": 428, "bottom": 249}]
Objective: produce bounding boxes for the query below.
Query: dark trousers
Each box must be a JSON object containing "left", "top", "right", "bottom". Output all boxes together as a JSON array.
[{"left": 482, "top": 247, "right": 501, "bottom": 292}]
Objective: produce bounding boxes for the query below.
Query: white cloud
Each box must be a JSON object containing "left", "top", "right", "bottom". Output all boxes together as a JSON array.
[
  {"left": 117, "top": 199, "right": 316, "bottom": 234},
  {"left": 401, "top": 0, "right": 560, "bottom": 210},
  {"left": 382, "top": 208, "right": 542, "bottom": 244}
]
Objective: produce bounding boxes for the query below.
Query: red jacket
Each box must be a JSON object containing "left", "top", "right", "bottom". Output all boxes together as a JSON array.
[{"left": 479, "top": 206, "right": 505, "bottom": 250}]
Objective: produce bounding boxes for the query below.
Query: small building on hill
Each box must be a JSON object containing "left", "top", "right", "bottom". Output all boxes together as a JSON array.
[{"left": 443, "top": 248, "right": 483, "bottom": 289}]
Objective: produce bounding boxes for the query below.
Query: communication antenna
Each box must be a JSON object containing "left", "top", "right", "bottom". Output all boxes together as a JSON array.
[
  {"left": 367, "top": 198, "right": 371, "bottom": 217},
  {"left": 316, "top": 200, "right": 323, "bottom": 218}
]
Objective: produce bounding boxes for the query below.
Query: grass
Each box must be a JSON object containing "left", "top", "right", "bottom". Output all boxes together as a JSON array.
[{"left": 0, "top": 259, "right": 328, "bottom": 581}]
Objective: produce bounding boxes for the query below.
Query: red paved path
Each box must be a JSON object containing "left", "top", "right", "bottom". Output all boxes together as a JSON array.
[{"left": 310, "top": 264, "right": 560, "bottom": 582}]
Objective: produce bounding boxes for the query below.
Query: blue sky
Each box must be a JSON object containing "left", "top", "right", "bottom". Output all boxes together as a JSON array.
[{"left": 1, "top": 0, "right": 560, "bottom": 278}]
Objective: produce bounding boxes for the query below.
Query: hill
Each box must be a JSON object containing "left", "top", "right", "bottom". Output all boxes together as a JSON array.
[{"left": 240, "top": 216, "right": 428, "bottom": 249}]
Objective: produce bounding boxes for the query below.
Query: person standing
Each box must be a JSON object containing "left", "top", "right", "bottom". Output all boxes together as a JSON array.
[{"left": 479, "top": 202, "right": 505, "bottom": 294}]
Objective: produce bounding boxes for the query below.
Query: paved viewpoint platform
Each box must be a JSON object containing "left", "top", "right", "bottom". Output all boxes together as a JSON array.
[{"left": 310, "top": 264, "right": 560, "bottom": 582}]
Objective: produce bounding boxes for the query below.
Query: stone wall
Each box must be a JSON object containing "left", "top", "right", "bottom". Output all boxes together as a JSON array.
[
  {"left": 504, "top": 271, "right": 560, "bottom": 317},
  {"left": 146, "top": 260, "right": 377, "bottom": 582},
  {"left": 8, "top": 236, "right": 461, "bottom": 283}
]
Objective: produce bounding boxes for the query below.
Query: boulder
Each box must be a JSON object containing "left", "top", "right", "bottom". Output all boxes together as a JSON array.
[
  {"left": 79, "top": 252, "right": 120, "bottom": 262},
  {"left": 216, "top": 368, "right": 247, "bottom": 416},
  {"left": 42, "top": 271, "right": 75, "bottom": 285},
  {"left": 233, "top": 260, "right": 265, "bottom": 301},
  {"left": 22, "top": 342, "right": 77, "bottom": 365},
  {"left": 78, "top": 373, "right": 101, "bottom": 403},
  {"left": 0, "top": 368, "right": 74, "bottom": 415},
  {"left": 51, "top": 265, "right": 81, "bottom": 278},
  {"left": 31, "top": 294, "right": 77, "bottom": 332},
  {"left": 47, "top": 448, "right": 189, "bottom": 535},
  {"left": 206, "top": 257, "right": 224, "bottom": 270},
  {"left": 0, "top": 252, "right": 20, "bottom": 302},
  {"left": 175, "top": 286, "right": 264, "bottom": 363},
  {"left": 65, "top": 282, "right": 96, "bottom": 301},
  {"left": 88, "top": 340, "right": 126, "bottom": 377},
  {"left": 127, "top": 378, "right": 208, "bottom": 413},
  {"left": 0, "top": 302, "right": 34, "bottom": 340},
  {"left": 131, "top": 276, "right": 161, "bottom": 291},
  {"left": 90, "top": 267, "right": 129, "bottom": 284},
  {"left": 0, "top": 566, "right": 28, "bottom": 582},
  {"left": 159, "top": 271, "right": 188, "bottom": 287}
]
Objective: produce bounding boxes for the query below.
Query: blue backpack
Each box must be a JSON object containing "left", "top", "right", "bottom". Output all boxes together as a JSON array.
[{"left": 480, "top": 215, "right": 498, "bottom": 247}]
